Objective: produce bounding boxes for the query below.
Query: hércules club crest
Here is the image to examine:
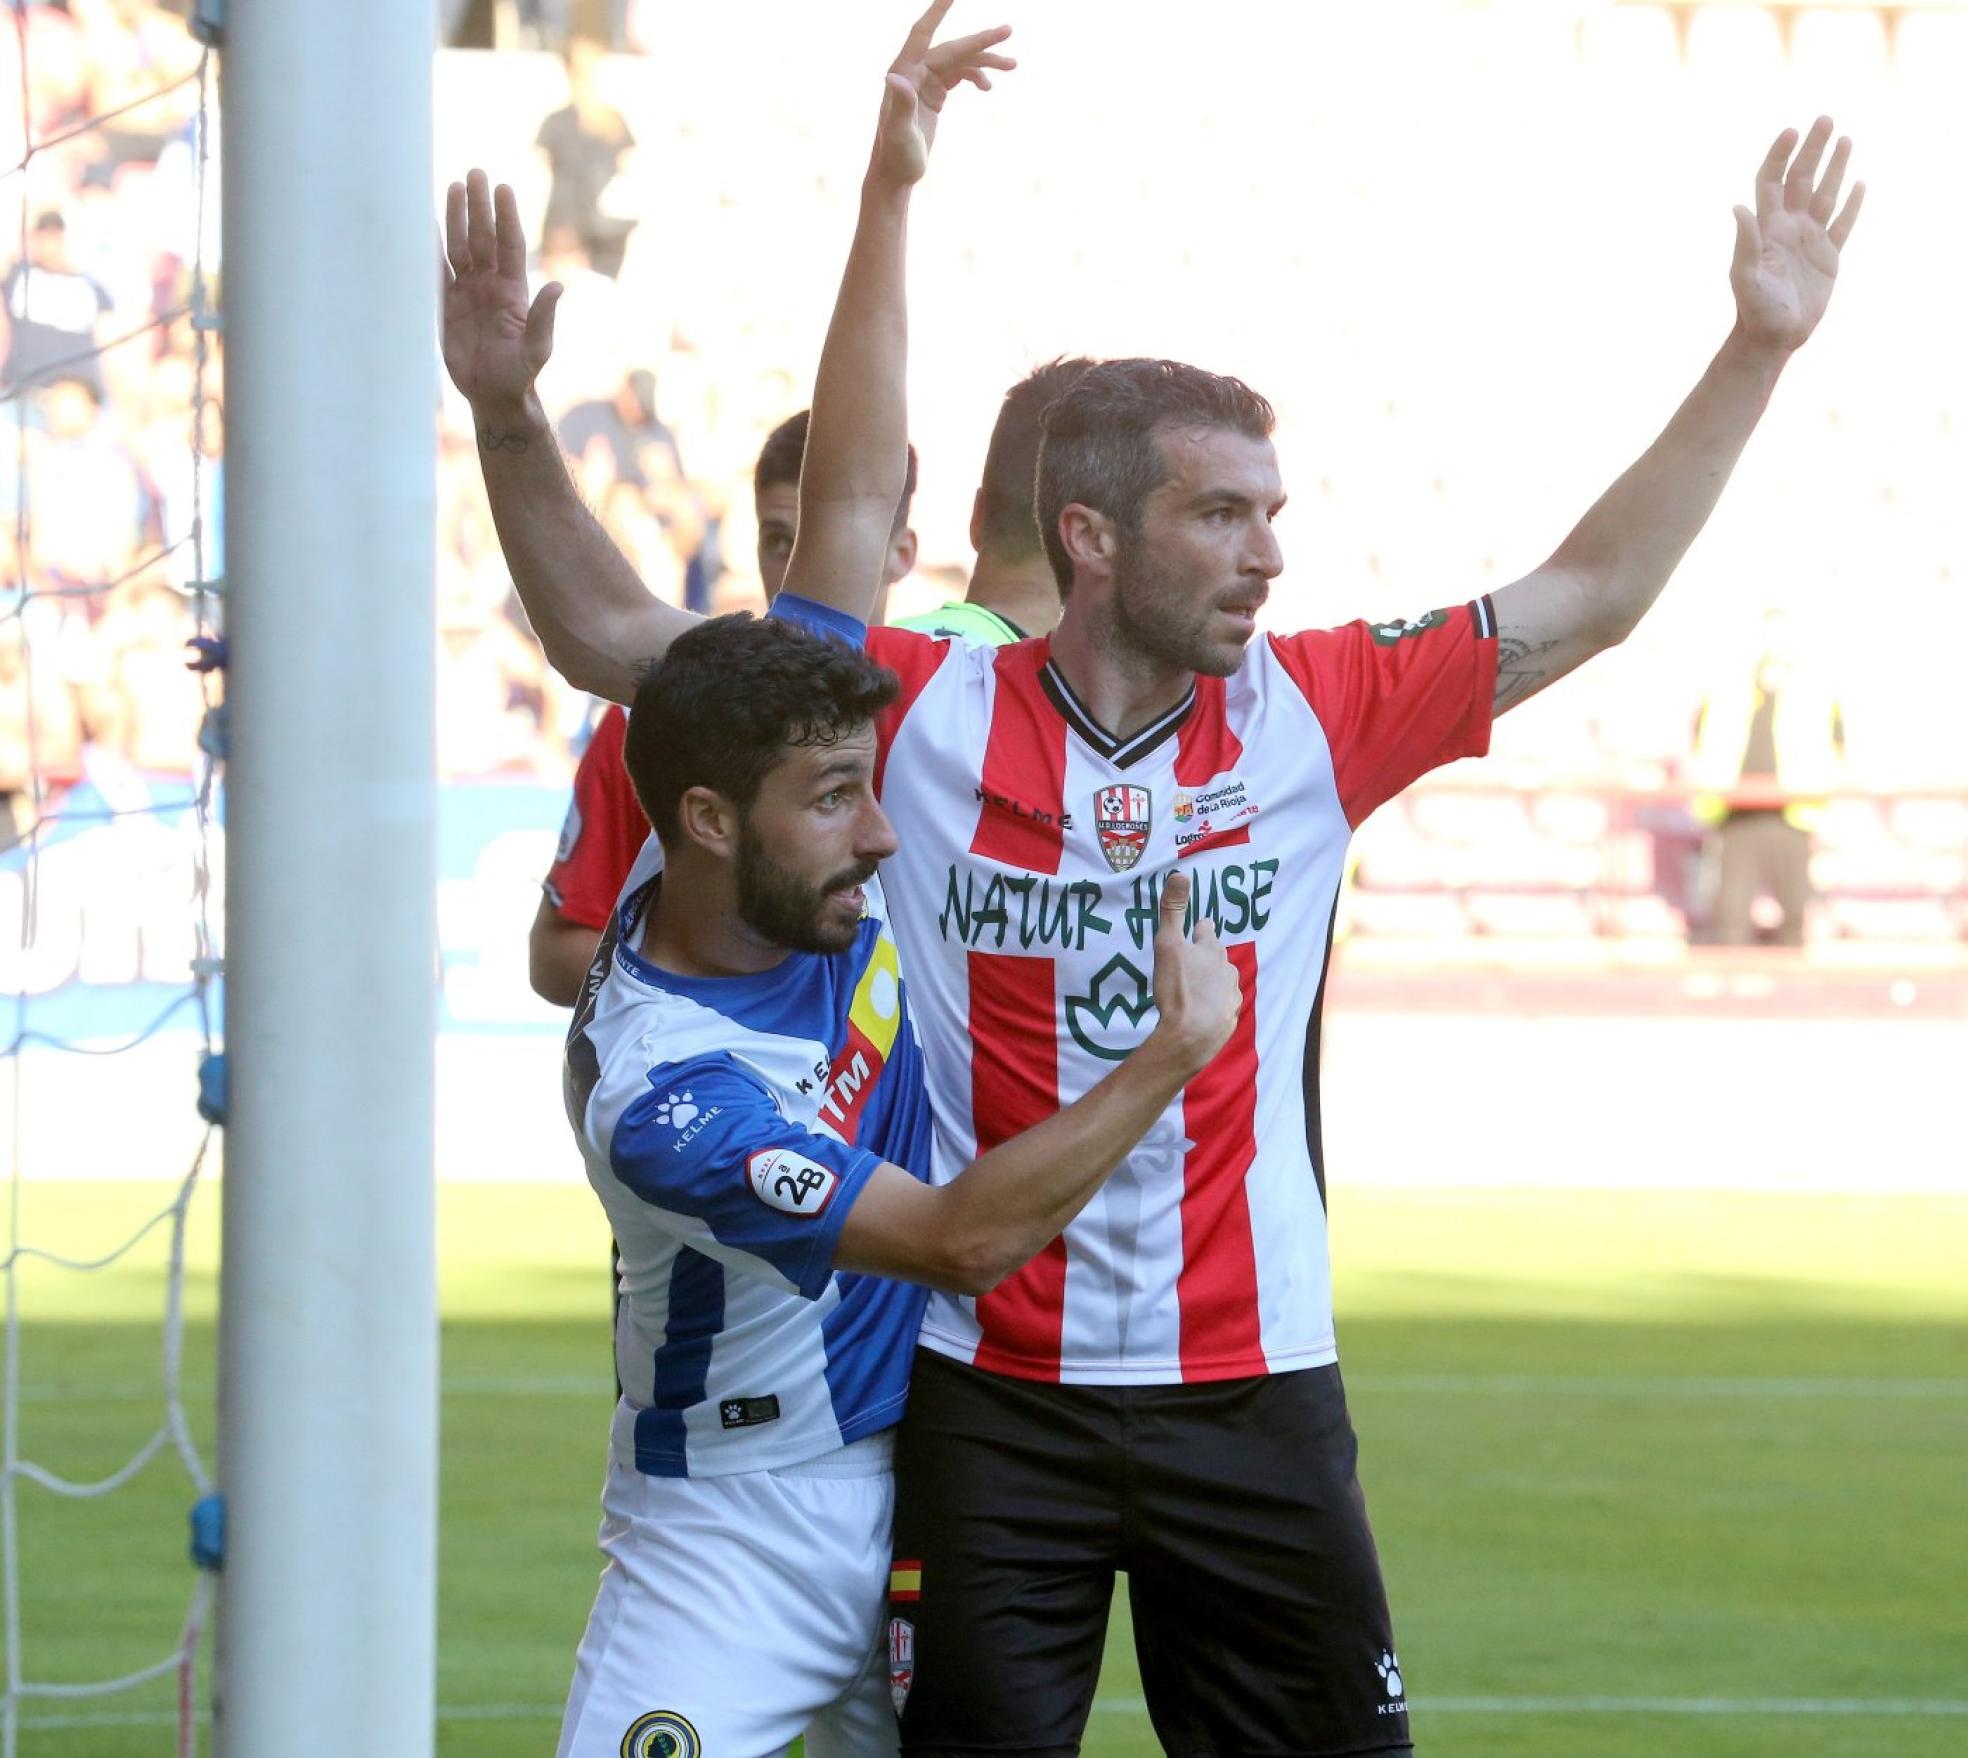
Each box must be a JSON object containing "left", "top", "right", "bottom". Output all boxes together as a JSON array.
[{"left": 1093, "top": 785, "right": 1152, "bottom": 873}]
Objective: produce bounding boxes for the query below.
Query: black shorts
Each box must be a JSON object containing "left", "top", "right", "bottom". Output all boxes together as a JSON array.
[{"left": 888, "top": 1349, "right": 1410, "bottom": 1757}]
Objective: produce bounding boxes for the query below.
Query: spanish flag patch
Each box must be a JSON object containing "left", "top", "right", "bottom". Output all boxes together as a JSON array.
[{"left": 889, "top": 1559, "right": 923, "bottom": 1602}]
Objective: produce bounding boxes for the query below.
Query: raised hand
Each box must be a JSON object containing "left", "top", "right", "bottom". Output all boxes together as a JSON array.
[
  {"left": 1148, "top": 871, "right": 1242, "bottom": 1073},
  {"left": 871, "top": 0, "right": 1014, "bottom": 189},
  {"left": 440, "top": 170, "right": 563, "bottom": 413},
  {"left": 1731, "top": 117, "right": 1863, "bottom": 354}
]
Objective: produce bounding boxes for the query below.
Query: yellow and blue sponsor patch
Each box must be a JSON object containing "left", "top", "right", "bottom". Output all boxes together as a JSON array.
[{"left": 816, "top": 929, "right": 904, "bottom": 1144}]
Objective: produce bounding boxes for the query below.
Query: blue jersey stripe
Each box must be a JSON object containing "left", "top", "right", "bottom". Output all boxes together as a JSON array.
[
  {"left": 634, "top": 1246, "right": 725, "bottom": 1476},
  {"left": 821, "top": 1273, "right": 926, "bottom": 1443}
]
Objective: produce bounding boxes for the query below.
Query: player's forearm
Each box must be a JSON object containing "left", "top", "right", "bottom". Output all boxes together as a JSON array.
[
  {"left": 780, "top": 179, "right": 913, "bottom": 615},
  {"left": 471, "top": 389, "right": 686, "bottom": 703},
  {"left": 1544, "top": 325, "right": 1789, "bottom": 646},
  {"left": 808, "top": 178, "right": 911, "bottom": 514},
  {"left": 528, "top": 906, "right": 603, "bottom": 1007},
  {"left": 934, "top": 1030, "right": 1207, "bottom": 1296}
]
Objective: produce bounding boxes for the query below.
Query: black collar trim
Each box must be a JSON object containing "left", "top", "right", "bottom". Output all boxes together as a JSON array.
[{"left": 1040, "top": 660, "right": 1195, "bottom": 770}]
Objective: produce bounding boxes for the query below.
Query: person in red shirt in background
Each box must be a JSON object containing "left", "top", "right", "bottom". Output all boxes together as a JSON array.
[
  {"left": 530, "top": 700, "right": 648, "bottom": 1001},
  {"left": 527, "top": 409, "right": 920, "bottom": 1004}
]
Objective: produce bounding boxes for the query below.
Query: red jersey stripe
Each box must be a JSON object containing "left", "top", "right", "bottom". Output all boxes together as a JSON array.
[
  {"left": 1174, "top": 675, "right": 1244, "bottom": 784},
  {"left": 1172, "top": 673, "right": 1250, "bottom": 855},
  {"left": 968, "top": 643, "right": 1069, "bottom": 875},
  {"left": 1175, "top": 939, "right": 1266, "bottom": 1380},
  {"left": 867, "top": 627, "right": 953, "bottom": 798},
  {"left": 965, "top": 949, "right": 1067, "bottom": 1378}
]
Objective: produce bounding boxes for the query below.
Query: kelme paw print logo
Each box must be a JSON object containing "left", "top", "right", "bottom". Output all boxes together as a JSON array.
[
  {"left": 655, "top": 1092, "right": 699, "bottom": 1130},
  {"left": 1375, "top": 1651, "right": 1403, "bottom": 1699}
]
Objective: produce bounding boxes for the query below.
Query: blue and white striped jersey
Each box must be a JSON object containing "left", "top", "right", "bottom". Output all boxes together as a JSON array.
[{"left": 565, "top": 869, "right": 934, "bottom": 1477}]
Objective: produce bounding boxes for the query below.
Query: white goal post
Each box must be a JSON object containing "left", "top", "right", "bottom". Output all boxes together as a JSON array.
[{"left": 216, "top": 2, "right": 439, "bottom": 1754}]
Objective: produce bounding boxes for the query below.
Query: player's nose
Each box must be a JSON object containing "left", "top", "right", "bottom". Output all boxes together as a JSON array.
[
  {"left": 858, "top": 797, "right": 900, "bottom": 863},
  {"left": 1245, "top": 519, "right": 1284, "bottom": 581}
]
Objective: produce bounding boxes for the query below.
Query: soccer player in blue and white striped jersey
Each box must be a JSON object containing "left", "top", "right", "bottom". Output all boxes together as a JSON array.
[{"left": 555, "top": 604, "right": 1236, "bottom": 1757}]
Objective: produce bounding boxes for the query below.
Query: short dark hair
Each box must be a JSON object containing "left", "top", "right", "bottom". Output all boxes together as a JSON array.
[
  {"left": 623, "top": 614, "right": 899, "bottom": 844},
  {"left": 977, "top": 356, "right": 1097, "bottom": 566},
  {"left": 752, "top": 408, "right": 920, "bottom": 533},
  {"left": 1034, "top": 359, "right": 1275, "bottom": 595}
]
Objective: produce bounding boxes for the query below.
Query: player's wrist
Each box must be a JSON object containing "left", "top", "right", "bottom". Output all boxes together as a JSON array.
[
  {"left": 1717, "top": 319, "right": 1795, "bottom": 381},
  {"left": 469, "top": 388, "right": 548, "bottom": 445},
  {"left": 858, "top": 169, "right": 917, "bottom": 211},
  {"left": 1136, "top": 1016, "right": 1220, "bottom": 1085}
]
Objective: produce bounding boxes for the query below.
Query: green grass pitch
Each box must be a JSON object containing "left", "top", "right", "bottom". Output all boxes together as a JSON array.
[{"left": 6, "top": 1180, "right": 1963, "bottom": 1756}]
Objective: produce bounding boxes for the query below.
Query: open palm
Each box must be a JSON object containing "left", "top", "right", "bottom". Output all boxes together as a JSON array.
[
  {"left": 1731, "top": 117, "right": 1863, "bottom": 353},
  {"left": 440, "top": 171, "right": 561, "bottom": 409}
]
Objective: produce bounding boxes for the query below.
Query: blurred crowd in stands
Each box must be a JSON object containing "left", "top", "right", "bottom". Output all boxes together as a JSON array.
[
  {"left": 0, "top": 0, "right": 212, "bottom": 848},
  {"left": 2, "top": 0, "right": 1963, "bottom": 946},
  {"left": 0, "top": 1, "right": 709, "bottom": 841}
]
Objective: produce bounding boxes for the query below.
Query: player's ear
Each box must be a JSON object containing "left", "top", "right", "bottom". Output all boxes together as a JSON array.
[
  {"left": 968, "top": 487, "right": 985, "bottom": 554},
  {"left": 886, "top": 524, "right": 918, "bottom": 588},
  {"left": 1057, "top": 503, "right": 1116, "bottom": 586},
  {"left": 676, "top": 785, "right": 740, "bottom": 860}
]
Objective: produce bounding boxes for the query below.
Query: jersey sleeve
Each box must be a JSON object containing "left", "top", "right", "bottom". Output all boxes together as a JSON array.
[
  {"left": 543, "top": 705, "right": 650, "bottom": 929},
  {"left": 608, "top": 1053, "right": 883, "bottom": 1300},
  {"left": 1268, "top": 597, "right": 1500, "bottom": 827},
  {"left": 866, "top": 625, "right": 958, "bottom": 771},
  {"left": 769, "top": 594, "right": 952, "bottom": 781},
  {"left": 768, "top": 591, "right": 869, "bottom": 647}
]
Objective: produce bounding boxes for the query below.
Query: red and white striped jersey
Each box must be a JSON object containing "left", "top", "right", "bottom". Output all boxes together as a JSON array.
[{"left": 863, "top": 597, "right": 1499, "bottom": 1385}]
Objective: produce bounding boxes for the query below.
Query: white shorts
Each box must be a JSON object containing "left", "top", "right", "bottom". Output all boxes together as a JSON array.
[{"left": 554, "top": 1434, "right": 899, "bottom": 1758}]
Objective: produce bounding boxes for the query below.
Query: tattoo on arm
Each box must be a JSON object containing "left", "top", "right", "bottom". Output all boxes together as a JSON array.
[
  {"left": 1493, "top": 636, "right": 1561, "bottom": 713},
  {"left": 477, "top": 427, "right": 530, "bottom": 455}
]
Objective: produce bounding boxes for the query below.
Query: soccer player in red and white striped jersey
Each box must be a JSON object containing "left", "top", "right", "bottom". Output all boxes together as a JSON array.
[
  {"left": 471, "top": 77, "right": 1863, "bottom": 1754},
  {"left": 770, "top": 368, "right": 1498, "bottom": 1749}
]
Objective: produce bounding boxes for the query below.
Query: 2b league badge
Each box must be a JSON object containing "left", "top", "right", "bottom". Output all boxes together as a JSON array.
[{"left": 1093, "top": 785, "right": 1152, "bottom": 872}]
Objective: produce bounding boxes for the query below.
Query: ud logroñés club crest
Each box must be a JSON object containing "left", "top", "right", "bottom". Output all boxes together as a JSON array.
[{"left": 1093, "top": 785, "right": 1152, "bottom": 873}]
